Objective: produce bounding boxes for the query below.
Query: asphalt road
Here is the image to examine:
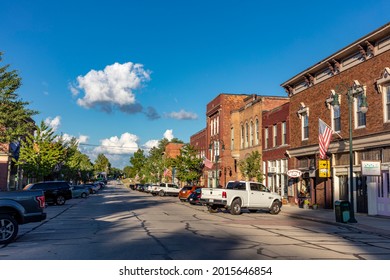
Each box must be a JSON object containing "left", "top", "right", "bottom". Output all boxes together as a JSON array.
[{"left": 1, "top": 180, "right": 390, "bottom": 260}]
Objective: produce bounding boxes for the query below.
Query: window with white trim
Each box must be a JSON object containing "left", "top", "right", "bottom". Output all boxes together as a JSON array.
[
  {"left": 273, "top": 124, "right": 277, "bottom": 147},
  {"left": 282, "top": 122, "right": 287, "bottom": 145},
  {"left": 255, "top": 119, "right": 259, "bottom": 145},
  {"left": 385, "top": 84, "right": 390, "bottom": 122},
  {"left": 297, "top": 104, "right": 309, "bottom": 141},
  {"left": 264, "top": 127, "right": 269, "bottom": 149},
  {"left": 250, "top": 121, "right": 254, "bottom": 147},
  {"left": 302, "top": 113, "right": 309, "bottom": 140},
  {"left": 241, "top": 124, "right": 244, "bottom": 149},
  {"left": 355, "top": 92, "right": 366, "bottom": 127}
]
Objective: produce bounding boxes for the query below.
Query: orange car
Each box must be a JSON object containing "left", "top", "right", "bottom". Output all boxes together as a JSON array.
[{"left": 178, "top": 185, "right": 202, "bottom": 202}]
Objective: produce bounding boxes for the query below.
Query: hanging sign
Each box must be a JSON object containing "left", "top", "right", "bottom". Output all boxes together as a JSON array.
[
  {"left": 361, "top": 160, "right": 381, "bottom": 176},
  {"left": 287, "top": 169, "right": 302, "bottom": 178},
  {"left": 318, "top": 159, "right": 330, "bottom": 178}
]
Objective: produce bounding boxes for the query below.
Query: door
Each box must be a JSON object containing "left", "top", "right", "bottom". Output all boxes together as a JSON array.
[
  {"left": 339, "top": 175, "right": 349, "bottom": 201},
  {"left": 378, "top": 172, "right": 390, "bottom": 216},
  {"left": 248, "top": 183, "right": 270, "bottom": 207},
  {"left": 356, "top": 174, "right": 368, "bottom": 213}
]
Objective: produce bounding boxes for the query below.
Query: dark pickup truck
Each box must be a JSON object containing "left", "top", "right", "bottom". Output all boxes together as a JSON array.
[{"left": 0, "top": 190, "right": 47, "bottom": 244}]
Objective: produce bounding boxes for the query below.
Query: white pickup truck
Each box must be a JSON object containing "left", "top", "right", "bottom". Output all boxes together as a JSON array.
[
  {"left": 200, "top": 181, "right": 282, "bottom": 215},
  {"left": 150, "top": 183, "right": 180, "bottom": 197}
]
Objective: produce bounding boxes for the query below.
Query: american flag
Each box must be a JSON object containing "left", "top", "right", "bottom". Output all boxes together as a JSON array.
[
  {"left": 203, "top": 157, "right": 213, "bottom": 169},
  {"left": 319, "top": 118, "right": 333, "bottom": 159}
]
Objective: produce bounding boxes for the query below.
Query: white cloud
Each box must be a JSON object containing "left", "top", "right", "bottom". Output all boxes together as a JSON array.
[
  {"left": 45, "top": 116, "right": 61, "bottom": 131},
  {"left": 94, "top": 132, "right": 139, "bottom": 155},
  {"left": 71, "top": 62, "right": 151, "bottom": 114},
  {"left": 61, "top": 133, "right": 89, "bottom": 145},
  {"left": 142, "top": 139, "right": 159, "bottom": 151},
  {"left": 163, "top": 129, "right": 174, "bottom": 141},
  {"left": 165, "top": 109, "right": 198, "bottom": 120}
]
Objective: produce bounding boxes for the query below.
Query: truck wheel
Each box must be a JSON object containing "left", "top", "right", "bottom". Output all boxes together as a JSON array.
[
  {"left": 230, "top": 199, "right": 242, "bottom": 215},
  {"left": 207, "top": 205, "right": 219, "bottom": 213},
  {"left": 0, "top": 214, "right": 19, "bottom": 244},
  {"left": 270, "top": 201, "right": 281, "bottom": 215},
  {"left": 159, "top": 190, "right": 165, "bottom": 197},
  {"left": 55, "top": 195, "right": 66, "bottom": 205},
  {"left": 81, "top": 192, "right": 88, "bottom": 198}
]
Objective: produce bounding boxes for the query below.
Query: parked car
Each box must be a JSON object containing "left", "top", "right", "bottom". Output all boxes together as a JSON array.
[
  {"left": 150, "top": 183, "right": 180, "bottom": 196},
  {"left": 201, "top": 181, "right": 282, "bottom": 215},
  {"left": 23, "top": 181, "right": 73, "bottom": 206},
  {"left": 0, "top": 190, "right": 46, "bottom": 244},
  {"left": 188, "top": 188, "right": 202, "bottom": 205},
  {"left": 71, "top": 185, "right": 90, "bottom": 198},
  {"left": 178, "top": 185, "right": 202, "bottom": 202},
  {"left": 81, "top": 183, "right": 99, "bottom": 194}
]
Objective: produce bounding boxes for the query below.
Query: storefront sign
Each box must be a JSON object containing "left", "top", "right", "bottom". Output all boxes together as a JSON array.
[
  {"left": 319, "top": 159, "right": 330, "bottom": 178},
  {"left": 361, "top": 160, "right": 381, "bottom": 176},
  {"left": 287, "top": 169, "right": 302, "bottom": 178}
]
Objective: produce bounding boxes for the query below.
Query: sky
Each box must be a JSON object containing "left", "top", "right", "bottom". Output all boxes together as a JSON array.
[{"left": 1, "top": 0, "right": 389, "bottom": 169}]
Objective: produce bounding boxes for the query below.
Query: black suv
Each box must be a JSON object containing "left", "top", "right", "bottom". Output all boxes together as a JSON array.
[{"left": 23, "top": 181, "right": 73, "bottom": 205}]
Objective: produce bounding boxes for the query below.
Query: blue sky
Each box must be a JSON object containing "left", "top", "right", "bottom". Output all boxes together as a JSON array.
[{"left": 1, "top": 0, "right": 389, "bottom": 169}]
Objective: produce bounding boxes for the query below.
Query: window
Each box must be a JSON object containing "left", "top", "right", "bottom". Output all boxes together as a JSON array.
[
  {"left": 255, "top": 119, "right": 259, "bottom": 145},
  {"left": 273, "top": 124, "right": 277, "bottom": 147},
  {"left": 250, "top": 121, "right": 254, "bottom": 147},
  {"left": 231, "top": 127, "right": 234, "bottom": 150},
  {"left": 333, "top": 105, "right": 341, "bottom": 132},
  {"left": 216, "top": 116, "right": 219, "bottom": 134},
  {"left": 297, "top": 104, "right": 309, "bottom": 140},
  {"left": 356, "top": 93, "right": 366, "bottom": 127},
  {"left": 376, "top": 68, "right": 390, "bottom": 123},
  {"left": 241, "top": 125, "right": 244, "bottom": 149},
  {"left": 245, "top": 122, "right": 249, "bottom": 148},
  {"left": 302, "top": 113, "right": 309, "bottom": 140},
  {"left": 385, "top": 85, "right": 390, "bottom": 122},
  {"left": 264, "top": 128, "right": 269, "bottom": 149},
  {"left": 281, "top": 122, "right": 287, "bottom": 145},
  {"left": 210, "top": 118, "right": 214, "bottom": 136}
]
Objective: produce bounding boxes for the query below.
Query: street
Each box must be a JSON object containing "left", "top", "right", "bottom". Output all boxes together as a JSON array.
[{"left": 1, "top": 180, "right": 390, "bottom": 260}]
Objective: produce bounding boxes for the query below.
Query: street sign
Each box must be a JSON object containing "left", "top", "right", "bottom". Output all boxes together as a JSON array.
[
  {"left": 287, "top": 169, "right": 302, "bottom": 178},
  {"left": 319, "top": 159, "right": 330, "bottom": 178}
]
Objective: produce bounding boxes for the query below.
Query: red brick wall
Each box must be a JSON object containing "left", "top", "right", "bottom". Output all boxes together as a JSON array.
[{"left": 289, "top": 51, "right": 390, "bottom": 149}]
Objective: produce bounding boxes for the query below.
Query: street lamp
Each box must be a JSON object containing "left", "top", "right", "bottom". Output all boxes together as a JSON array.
[
  {"left": 332, "top": 82, "right": 368, "bottom": 223},
  {"left": 209, "top": 139, "right": 225, "bottom": 188}
]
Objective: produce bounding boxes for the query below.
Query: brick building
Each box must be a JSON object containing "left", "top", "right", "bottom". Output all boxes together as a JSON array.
[
  {"left": 192, "top": 93, "right": 291, "bottom": 188},
  {"left": 230, "top": 95, "right": 289, "bottom": 181},
  {"left": 205, "top": 93, "right": 248, "bottom": 188},
  {"left": 189, "top": 128, "right": 207, "bottom": 186},
  {"left": 163, "top": 142, "right": 184, "bottom": 184},
  {"left": 262, "top": 102, "right": 290, "bottom": 202},
  {"left": 281, "top": 23, "right": 390, "bottom": 215}
]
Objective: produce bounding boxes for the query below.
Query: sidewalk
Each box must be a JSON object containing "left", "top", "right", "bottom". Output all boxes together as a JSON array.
[{"left": 281, "top": 204, "right": 390, "bottom": 237}]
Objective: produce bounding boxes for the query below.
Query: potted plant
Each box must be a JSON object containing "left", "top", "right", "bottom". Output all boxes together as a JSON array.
[
  {"left": 312, "top": 203, "right": 318, "bottom": 210},
  {"left": 303, "top": 199, "right": 310, "bottom": 209}
]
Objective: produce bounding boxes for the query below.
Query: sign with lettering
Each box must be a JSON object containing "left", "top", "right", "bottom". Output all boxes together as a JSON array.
[
  {"left": 361, "top": 160, "right": 381, "bottom": 176},
  {"left": 287, "top": 169, "right": 302, "bottom": 178},
  {"left": 319, "top": 159, "right": 330, "bottom": 178}
]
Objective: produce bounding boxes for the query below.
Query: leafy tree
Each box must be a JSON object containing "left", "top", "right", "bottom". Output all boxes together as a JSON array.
[
  {"left": 129, "top": 149, "right": 147, "bottom": 180},
  {"left": 17, "top": 121, "right": 65, "bottom": 181},
  {"left": 0, "top": 52, "right": 38, "bottom": 151},
  {"left": 238, "top": 151, "right": 263, "bottom": 182},
  {"left": 173, "top": 144, "right": 203, "bottom": 184},
  {"left": 94, "top": 153, "right": 111, "bottom": 176},
  {"left": 60, "top": 138, "right": 94, "bottom": 183}
]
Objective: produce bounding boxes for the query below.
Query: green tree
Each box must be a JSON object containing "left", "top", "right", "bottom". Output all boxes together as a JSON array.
[
  {"left": 0, "top": 52, "right": 38, "bottom": 150},
  {"left": 238, "top": 151, "right": 263, "bottom": 182},
  {"left": 129, "top": 148, "right": 147, "bottom": 181},
  {"left": 173, "top": 144, "right": 203, "bottom": 184},
  {"left": 94, "top": 153, "right": 111, "bottom": 176},
  {"left": 17, "top": 121, "right": 65, "bottom": 181}
]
